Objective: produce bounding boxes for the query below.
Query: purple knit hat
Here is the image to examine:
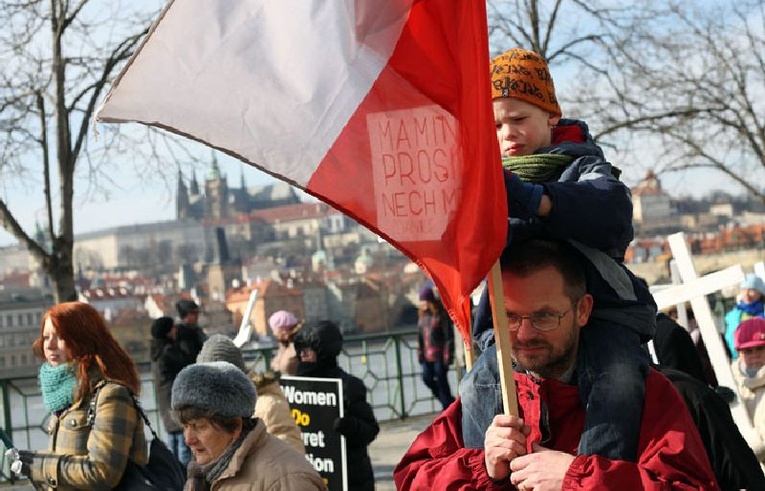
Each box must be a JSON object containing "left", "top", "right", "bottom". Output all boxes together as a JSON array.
[
  {"left": 419, "top": 286, "right": 436, "bottom": 302},
  {"left": 268, "top": 310, "right": 298, "bottom": 335}
]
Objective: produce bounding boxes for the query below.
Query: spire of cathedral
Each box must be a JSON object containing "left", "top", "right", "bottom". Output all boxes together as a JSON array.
[
  {"left": 190, "top": 171, "right": 200, "bottom": 195},
  {"left": 208, "top": 150, "right": 223, "bottom": 181},
  {"left": 176, "top": 170, "right": 190, "bottom": 219}
]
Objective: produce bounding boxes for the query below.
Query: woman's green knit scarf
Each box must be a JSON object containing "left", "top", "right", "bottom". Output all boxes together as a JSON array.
[
  {"left": 39, "top": 362, "right": 78, "bottom": 413},
  {"left": 502, "top": 154, "right": 575, "bottom": 183}
]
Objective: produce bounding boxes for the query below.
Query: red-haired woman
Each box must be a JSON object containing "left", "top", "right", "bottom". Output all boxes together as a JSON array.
[{"left": 10, "top": 302, "right": 148, "bottom": 490}]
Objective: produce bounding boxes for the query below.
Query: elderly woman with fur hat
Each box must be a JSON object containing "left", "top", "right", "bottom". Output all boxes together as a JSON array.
[
  {"left": 172, "top": 361, "right": 326, "bottom": 491},
  {"left": 196, "top": 334, "right": 305, "bottom": 454},
  {"left": 268, "top": 310, "right": 301, "bottom": 375}
]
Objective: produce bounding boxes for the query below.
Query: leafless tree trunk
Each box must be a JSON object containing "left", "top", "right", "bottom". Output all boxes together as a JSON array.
[{"left": 0, "top": 1, "right": 157, "bottom": 301}]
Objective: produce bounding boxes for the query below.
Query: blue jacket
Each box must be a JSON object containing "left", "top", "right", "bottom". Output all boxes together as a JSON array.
[
  {"left": 724, "top": 302, "right": 765, "bottom": 360},
  {"left": 474, "top": 119, "right": 656, "bottom": 350}
]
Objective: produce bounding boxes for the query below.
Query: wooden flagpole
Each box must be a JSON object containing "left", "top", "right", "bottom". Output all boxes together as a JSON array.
[
  {"left": 462, "top": 295, "right": 476, "bottom": 372},
  {"left": 487, "top": 260, "right": 518, "bottom": 416},
  {"left": 464, "top": 340, "right": 475, "bottom": 372}
]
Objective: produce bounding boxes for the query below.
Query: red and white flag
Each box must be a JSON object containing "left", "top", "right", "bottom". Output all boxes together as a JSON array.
[{"left": 96, "top": 0, "right": 507, "bottom": 339}]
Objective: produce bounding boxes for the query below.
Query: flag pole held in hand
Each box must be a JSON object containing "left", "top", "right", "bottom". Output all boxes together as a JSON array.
[{"left": 488, "top": 260, "right": 518, "bottom": 416}]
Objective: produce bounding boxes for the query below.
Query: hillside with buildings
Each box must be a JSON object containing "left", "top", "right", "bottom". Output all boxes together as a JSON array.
[
  {"left": 0, "top": 160, "right": 428, "bottom": 369},
  {"left": 0, "top": 163, "right": 762, "bottom": 370},
  {"left": 627, "top": 171, "right": 764, "bottom": 283}
]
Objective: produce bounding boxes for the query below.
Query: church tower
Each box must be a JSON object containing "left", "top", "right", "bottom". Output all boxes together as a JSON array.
[
  {"left": 206, "top": 227, "right": 241, "bottom": 301},
  {"left": 204, "top": 154, "right": 229, "bottom": 219},
  {"left": 176, "top": 170, "right": 190, "bottom": 220},
  {"left": 190, "top": 171, "right": 200, "bottom": 196}
]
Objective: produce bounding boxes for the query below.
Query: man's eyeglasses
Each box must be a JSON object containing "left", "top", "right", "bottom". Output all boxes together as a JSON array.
[{"left": 505, "top": 300, "right": 579, "bottom": 332}]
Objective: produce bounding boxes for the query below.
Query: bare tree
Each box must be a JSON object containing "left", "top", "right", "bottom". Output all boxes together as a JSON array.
[
  {"left": 486, "top": 1, "right": 641, "bottom": 67},
  {"left": 582, "top": 1, "right": 765, "bottom": 201},
  {"left": 487, "top": 0, "right": 765, "bottom": 201},
  {"left": 0, "top": 1, "right": 159, "bottom": 301}
]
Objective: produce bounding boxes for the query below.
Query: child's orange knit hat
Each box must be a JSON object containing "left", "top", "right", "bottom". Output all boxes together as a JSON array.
[{"left": 490, "top": 48, "right": 562, "bottom": 117}]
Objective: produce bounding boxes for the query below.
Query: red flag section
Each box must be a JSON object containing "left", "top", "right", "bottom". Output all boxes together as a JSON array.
[
  {"left": 307, "top": 3, "right": 505, "bottom": 337},
  {"left": 96, "top": 0, "right": 507, "bottom": 340}
]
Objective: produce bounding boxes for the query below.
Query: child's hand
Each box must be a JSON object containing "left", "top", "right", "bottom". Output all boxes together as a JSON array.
[{"left": 504, "top": 171, "right": 544, "bottom": 220}]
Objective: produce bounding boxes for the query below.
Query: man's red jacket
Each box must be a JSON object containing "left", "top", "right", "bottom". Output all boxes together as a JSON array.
[{"left": 394, "top": 369, "right": 719, "bottom": 490}]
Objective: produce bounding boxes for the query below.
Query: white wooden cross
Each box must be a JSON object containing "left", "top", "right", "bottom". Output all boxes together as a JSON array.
[{"left": 654, "top": 232, "right": 757, "bottom": 441}]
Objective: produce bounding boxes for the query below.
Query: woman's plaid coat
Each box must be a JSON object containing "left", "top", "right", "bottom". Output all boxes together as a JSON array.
[{"left": 28, "top": 377, "right": 148, "bottom": 490}]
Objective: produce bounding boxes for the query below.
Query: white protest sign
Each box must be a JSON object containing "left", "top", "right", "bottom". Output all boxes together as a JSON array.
[{"left": 280, "top": 376, "right": 347, "bottom": 491}]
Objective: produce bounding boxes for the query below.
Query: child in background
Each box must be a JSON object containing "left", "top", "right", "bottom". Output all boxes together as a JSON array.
[
  {"left": 464, "top": 48, "right": 656, "bottom": 462},
  {"left": 724, "top": 274, "right": 765, "bottom": 359},
  {"left": 730, "top": 317, "right": 765, "bottom": 462}
]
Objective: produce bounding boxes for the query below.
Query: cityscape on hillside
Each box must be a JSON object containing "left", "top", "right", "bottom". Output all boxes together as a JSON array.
[{"left": 0, "top": 161, "right": 763, "bottom": 372}]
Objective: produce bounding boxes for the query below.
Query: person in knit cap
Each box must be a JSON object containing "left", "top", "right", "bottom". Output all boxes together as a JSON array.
[
  {"left": 196, "top": 334, "right": 305, "bottom": 454},
  {"left": 723, "top": 273, "right": 765, "bottom": 359},
  {"left": 150, "top": 315, "right": 195, "bottom": 467},
  {"left": 295, "top": 320, "right": 380, "bottom": 491},
  {"left": 171, "top": 361, "right": 326, "bottom": 490},
  {"left": 467, "top": 48, "right": 657, "bottom": 464},
  {"left": 416, "top": 285, "right": 455, "bottom": 411},
  {"left": 731, "top": 317, "right": 765, "bottom": 463},
  {"left": 268, "top": 310, "right": 301, "bottom": 375}
]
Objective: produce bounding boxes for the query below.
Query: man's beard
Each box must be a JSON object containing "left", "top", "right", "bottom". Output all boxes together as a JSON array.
[{"left": 512, "top": 321, "right": 578, "bottom": 379}]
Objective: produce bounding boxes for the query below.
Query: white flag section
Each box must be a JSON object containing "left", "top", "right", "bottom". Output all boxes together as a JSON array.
[
  {"left": 98, "top": 1, "right": 409, "bottom": 187},
  {"left": 95, "top": 0, "right": 509, "bottom": 337}
]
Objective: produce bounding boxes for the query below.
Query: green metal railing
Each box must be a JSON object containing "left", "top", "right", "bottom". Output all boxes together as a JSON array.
[{"left": 0, "top": 329, "right": 459, "bottom": 482}]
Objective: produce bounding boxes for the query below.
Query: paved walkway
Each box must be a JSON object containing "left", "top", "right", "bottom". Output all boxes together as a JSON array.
[{"left": 370, "top": 413, "right": 435, "bottom": 490}]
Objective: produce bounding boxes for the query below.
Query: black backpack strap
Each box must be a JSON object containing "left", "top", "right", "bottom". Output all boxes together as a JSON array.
[
  {"left": 129, "top": 393, "right": 159, "bottom": 440},
  {"left": 87, "top": 381, "right": 159, "bottom": 440},
  {"left": 86, "top": 379, "right": 109, "bottom": 426}
]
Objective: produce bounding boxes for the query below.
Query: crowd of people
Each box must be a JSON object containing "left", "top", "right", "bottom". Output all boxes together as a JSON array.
[
  {"left": 8, "top": 298, "right": 383, "bottom": 490},
  {"left": 13, "top": 269, "right": 765, "bottom": 490},
  {"left": 5, "top": 44, "right": 765, "bottom": 491}
]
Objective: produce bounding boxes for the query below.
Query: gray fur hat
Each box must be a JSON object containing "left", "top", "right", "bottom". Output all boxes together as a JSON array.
[
  {"left": 171, "top": 361, "right": 256, "bottom": 418},
  {"left": 197, "top": 334, "right": 246, "bottom": 372}
]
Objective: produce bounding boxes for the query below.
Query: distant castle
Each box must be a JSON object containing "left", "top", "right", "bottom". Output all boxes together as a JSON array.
[{"left": 176, "top": 156, "right": 301, "bottom": 221}]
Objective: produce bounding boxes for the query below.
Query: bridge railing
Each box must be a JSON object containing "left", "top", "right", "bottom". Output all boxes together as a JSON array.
[{"left": 0, "top": 329, "right": 460, "bottom": 482}]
